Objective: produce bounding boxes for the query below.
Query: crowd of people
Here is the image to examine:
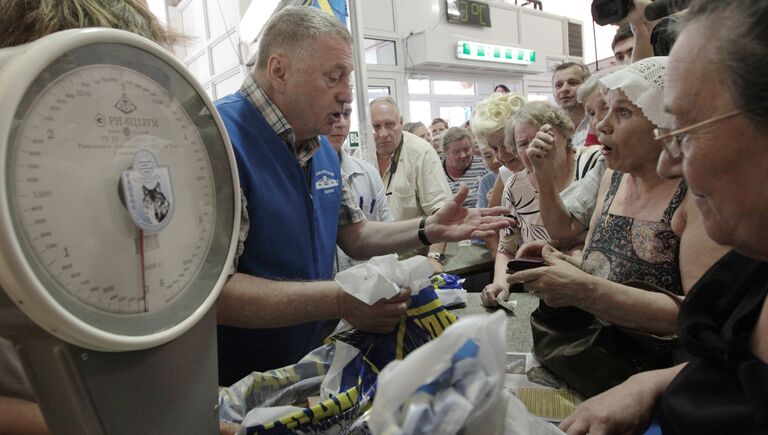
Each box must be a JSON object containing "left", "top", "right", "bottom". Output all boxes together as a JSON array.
[{"left": 1, "top": 0, "right": 767, "bottom": 434}]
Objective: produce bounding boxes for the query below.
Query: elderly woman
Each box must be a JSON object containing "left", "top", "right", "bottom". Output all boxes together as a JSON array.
[
  {"left": 484, "top": 57, "right": 729, "bottom": 396},
  {"left": 470, "top": 92, "right": 527, "bottom": 250},
  {"left": 561, "top": 0, "right": 768, "bottom": 433},
  {"left": 482, "top": 102, "right": 577, "bottom": 301},
  {"left": 440, "top": 127, "right": 489, "bottom": 208},
  {"left": 470, "top": 92, "right": 527, "bottom": 207},
  {"left": 534, "top": 67, "right": 620, "bottom": 243}
]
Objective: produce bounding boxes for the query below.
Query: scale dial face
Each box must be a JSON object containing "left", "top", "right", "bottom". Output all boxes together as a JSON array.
[
  {"left": 13, "top": 64, "right": 213, "bottom": 314},
  {"left": 0, "top": 31, "right": 237, "bottom": 350}
]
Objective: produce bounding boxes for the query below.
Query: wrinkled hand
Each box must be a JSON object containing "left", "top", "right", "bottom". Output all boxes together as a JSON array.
[
  {"left": 526, "top": 124, "right": 558, "bottom": 177},
  {"left": 339, "top": 287, "right": 411, "bottom": 333},
  {"left": 559, "top": 373, "right": 658, "bottom": 435},
  {"left": 481, "top": 283, "right": 509, "bottom": 308},
  {"left": 219, "top": 421, "right": 240, "bottom": 435},
  {"left": 507, "top": 245, "right": 595, "bottom": 307},
  {"left": 516, "top": 241, "right": 581, "bottom": 267},
  {"left": 428, "top": 183, "right": 514, "bottom": 241},
  {"left": 515, "top": 240, "right": 548, "bottom": 259}
]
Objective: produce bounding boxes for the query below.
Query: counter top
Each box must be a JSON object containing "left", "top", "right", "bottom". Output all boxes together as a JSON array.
[
  {"left": 450, "top": 291, "right": 539, "bottom": 353},
  {"left": 443, "top": 241, "right": 494, "bottom": 276}
]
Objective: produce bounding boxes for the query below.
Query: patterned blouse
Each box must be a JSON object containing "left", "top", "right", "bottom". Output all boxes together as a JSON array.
[
  {"left": 581, "top": 171, "right": 686, "bottom": 294},
  {"left": 499, "top": 170, "right": 550, "bottom": 256}
]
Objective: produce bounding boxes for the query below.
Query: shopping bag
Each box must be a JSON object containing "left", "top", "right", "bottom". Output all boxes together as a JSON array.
[
  {"left": 368, "top": 311, "right": 564, "bottom": 435},
  {"left": 218, "top": 286, "right": 457, "bottom": 435}
]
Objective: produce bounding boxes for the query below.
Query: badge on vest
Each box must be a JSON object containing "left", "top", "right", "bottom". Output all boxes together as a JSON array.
[{"left": 315, "top": 169, "right": 339, "bottom": 192}]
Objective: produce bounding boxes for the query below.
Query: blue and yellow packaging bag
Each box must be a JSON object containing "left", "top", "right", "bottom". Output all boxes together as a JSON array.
[{"left": 218, "top": 285, "right": 458, "bottom": 434}]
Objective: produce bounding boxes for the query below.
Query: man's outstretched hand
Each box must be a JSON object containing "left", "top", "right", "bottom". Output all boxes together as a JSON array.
[{"left": 426, "top": 183, "right": 514, "bottom": 242}]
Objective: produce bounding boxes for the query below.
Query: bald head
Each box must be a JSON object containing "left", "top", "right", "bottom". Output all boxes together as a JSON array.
[{"left": 370, "top": 96, "right": 404, "bottom": 157}]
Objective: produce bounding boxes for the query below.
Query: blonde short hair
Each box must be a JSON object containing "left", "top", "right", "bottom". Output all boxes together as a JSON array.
[{"left": 470, "top": 92, "right": 526, "bottom": 144}]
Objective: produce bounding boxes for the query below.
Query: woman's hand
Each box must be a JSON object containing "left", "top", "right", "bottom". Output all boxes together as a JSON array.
[
  {"left": 507, "top": 245, "right": 596, "bottom": 307},
  {"left": 559, "top": 365, "right": 682, "bottom": 435},
  {"left": 515, "top": 240, "right": 548, "bottom": 259},
  {"left": 481, "top": 282, "right": 509, "bottom": 307},
  {"left": 559, "top": 376, "right": 657, "bottom": 435},
  {"left": 219, "top": 420, "right": 240, "bottom": 435},
  {"left": 526, "top": 124, "right": 558, "bottom": 177}
]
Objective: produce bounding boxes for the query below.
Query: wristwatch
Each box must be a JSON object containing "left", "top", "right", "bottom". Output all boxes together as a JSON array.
[{"left": 427, "top": 252, "right": 446, "bottom": 265}]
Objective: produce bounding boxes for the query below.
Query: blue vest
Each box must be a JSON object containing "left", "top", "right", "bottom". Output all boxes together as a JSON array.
[{"left": 215, "top": 92, "right": 342, "bottom": 385}]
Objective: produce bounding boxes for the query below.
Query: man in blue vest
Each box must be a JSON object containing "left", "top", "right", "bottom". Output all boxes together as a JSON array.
[{"left": 214, "top": 6, "right": 511, "bottom": 385}]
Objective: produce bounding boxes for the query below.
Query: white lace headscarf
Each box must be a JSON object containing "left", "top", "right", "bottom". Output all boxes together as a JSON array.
[{"left": 599, "top": 56, "right": 673, "bottom": 129}]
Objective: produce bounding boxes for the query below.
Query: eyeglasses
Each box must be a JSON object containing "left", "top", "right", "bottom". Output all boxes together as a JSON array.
[{"left": 653, "top": 110, "right": 742, "bottom": 158}]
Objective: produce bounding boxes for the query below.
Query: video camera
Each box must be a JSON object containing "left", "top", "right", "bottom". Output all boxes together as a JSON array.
[{"left": 591, "top": 0, "right": 691, "bottom": 55}]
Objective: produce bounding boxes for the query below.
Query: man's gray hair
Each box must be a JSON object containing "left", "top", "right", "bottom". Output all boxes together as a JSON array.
[
  {"left": 683, "top": 0, "right": 768, "bottom": 124},
  {"left": 256, "top": 6, "right": 352, "bottom": 72},
  {"left": 369, "top": 96, "right": 401, "bottom": 115},
  {"left": 576, "top": 65, "right": 626, "bottom": 104},
  {"left": 441, "top": 127, "right": 471, "bottom": 151}
]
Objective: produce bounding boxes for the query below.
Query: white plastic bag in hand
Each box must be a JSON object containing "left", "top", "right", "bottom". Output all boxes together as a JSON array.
[{"left": 369, "top": 311, "right": 507, "bottom": 435}]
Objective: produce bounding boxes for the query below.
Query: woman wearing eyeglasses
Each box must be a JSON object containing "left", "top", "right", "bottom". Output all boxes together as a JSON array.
[
  {"left": 485, "top": 57, "right": 728, "bottom": 397},
  {"left": 561, "top": 1, "right": 768, "bottom": 433}
]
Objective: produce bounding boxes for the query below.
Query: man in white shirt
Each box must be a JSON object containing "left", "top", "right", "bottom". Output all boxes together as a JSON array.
[
  {"left": 325, "top": 103, "right": 394, "bottom": 272},
  {"left": 370, "top": 96, "right": 453, "bottom": 271}
]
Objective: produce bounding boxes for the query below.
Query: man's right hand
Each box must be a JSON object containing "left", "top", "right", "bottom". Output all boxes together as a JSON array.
[{"left": 338, "top": 287, "right": 411, "bottom": 333}]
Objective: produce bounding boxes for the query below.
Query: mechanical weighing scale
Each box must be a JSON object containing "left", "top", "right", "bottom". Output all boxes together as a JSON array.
[{"left": 0, "top": 28, "right": 240, "bottom": 433}]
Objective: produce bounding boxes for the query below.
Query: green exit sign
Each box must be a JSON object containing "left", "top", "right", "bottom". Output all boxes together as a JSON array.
[
  {"left": 348, "top": 131, "right": 360, "bottom": 148},
  {"left": 457, "top": 41, "right": 536, "bottom": 65}
]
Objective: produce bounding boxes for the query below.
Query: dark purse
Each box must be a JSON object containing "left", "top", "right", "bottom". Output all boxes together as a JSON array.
[{"left": 530, "top": 280, "right": 684, "bottom": 397}]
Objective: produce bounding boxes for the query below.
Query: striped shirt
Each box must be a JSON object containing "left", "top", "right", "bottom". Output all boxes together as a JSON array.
[{"left": 443, "top": 156, "right": 489, "bottom": 208}]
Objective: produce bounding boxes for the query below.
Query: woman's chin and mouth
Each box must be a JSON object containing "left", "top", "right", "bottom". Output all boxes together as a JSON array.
[{"left": 503, "top": 159, "right": 522, "bottom": 171}]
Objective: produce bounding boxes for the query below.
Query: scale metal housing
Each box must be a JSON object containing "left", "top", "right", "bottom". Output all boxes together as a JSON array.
[{"left": 0, "top": 28, "right": 240, "bottom": 434}]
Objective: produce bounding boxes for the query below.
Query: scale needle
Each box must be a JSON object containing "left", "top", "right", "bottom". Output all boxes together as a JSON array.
[{"left": 139, "top": 228, "right": 148, "bottom": 312}]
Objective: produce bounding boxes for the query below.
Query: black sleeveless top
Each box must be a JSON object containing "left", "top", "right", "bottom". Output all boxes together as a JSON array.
[
  {"left": 582, "top": 171, "right": 686, "bottom": 295},
  {"left": 659, "top": 250, "right": 768, "bottom": 434}
]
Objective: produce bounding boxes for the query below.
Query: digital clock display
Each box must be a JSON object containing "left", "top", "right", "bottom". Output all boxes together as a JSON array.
[{"left": 447, "top": 0, "right": 491, "bottom": 27}]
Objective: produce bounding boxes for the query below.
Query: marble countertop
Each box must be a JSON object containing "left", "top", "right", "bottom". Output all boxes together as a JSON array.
[{"left": 450, "top": 291, "right": 539, "bottom": 353}]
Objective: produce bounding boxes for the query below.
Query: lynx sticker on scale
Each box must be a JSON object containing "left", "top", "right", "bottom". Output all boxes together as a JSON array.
[{"left": 0, "top": 28, "right": 240, "bottom": 432}]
